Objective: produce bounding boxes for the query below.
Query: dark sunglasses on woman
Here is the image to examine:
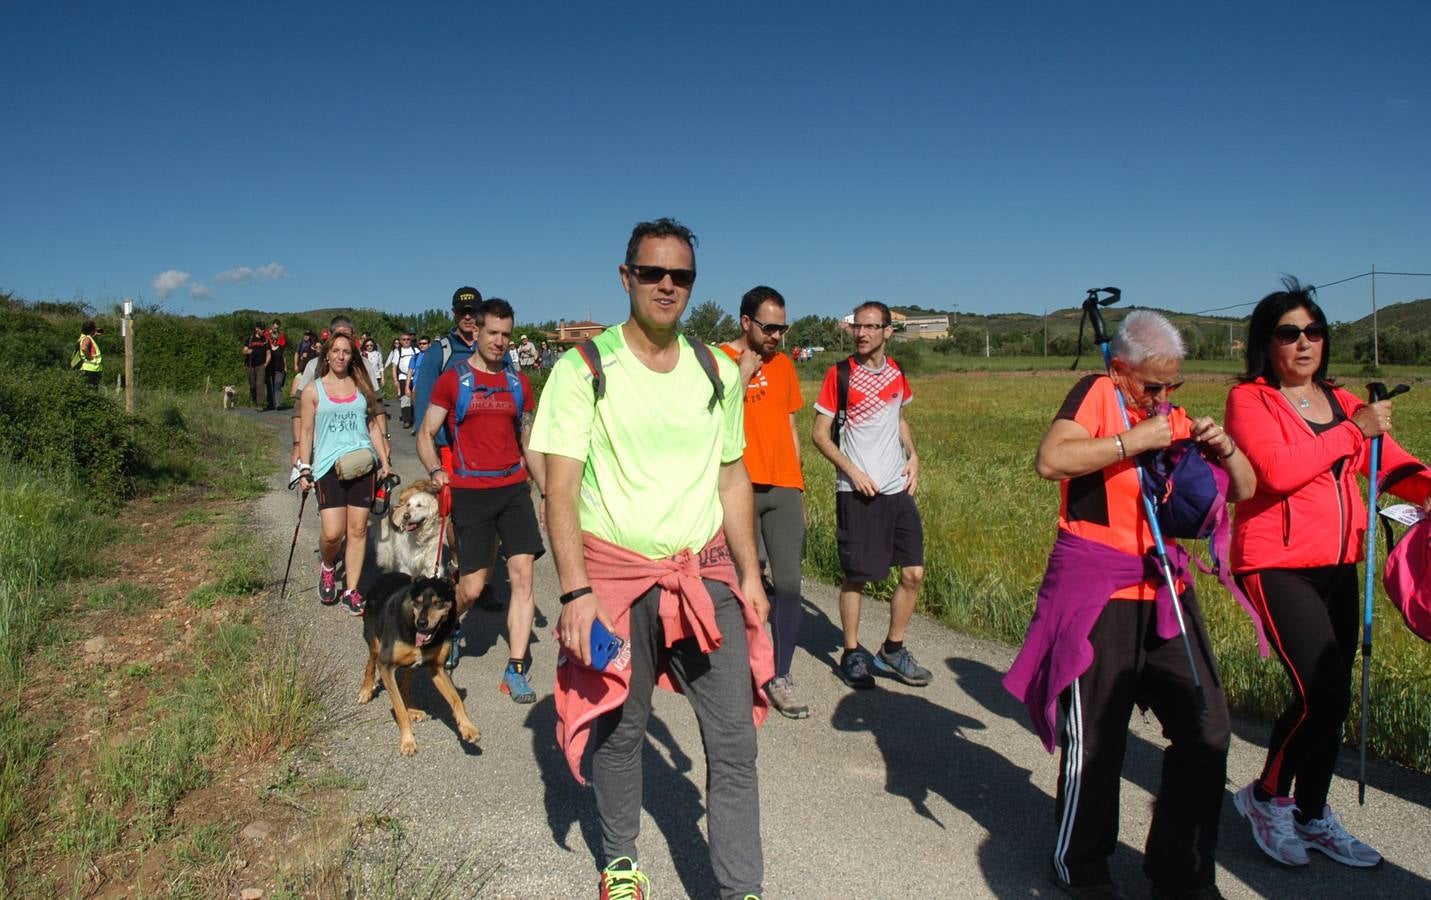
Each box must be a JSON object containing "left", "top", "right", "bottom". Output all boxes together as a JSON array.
[{"left": 1272, "top": 323, "right": 1327, "bottom": 345}]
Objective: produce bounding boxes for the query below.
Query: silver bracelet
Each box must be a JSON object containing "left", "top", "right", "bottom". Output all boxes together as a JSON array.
[{"left": 1113, "top": 434, "right": 1127, "bottom": 460}]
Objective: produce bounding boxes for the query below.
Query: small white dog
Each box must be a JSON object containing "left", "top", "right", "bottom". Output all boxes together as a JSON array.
[
  {"left": 370, "top": 479, "right": 448, "bottom": 577},
  {"left": 222, "top": 385, "right": 237, "bottom": 410}
]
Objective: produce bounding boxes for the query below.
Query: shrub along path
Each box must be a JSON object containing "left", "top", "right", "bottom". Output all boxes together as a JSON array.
[{"left": 261, "top": 414, "right": 1431, "bottom": 899}]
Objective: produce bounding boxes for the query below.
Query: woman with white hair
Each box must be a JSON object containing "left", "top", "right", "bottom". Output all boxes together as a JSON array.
[{"left": 1007, "top": 310, "right": 1255, "bottom": 900}]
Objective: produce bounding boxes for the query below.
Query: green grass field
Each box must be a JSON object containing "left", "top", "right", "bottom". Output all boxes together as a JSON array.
[{"left": 795, "top": 360, "right": 1431, "bottom": 773}]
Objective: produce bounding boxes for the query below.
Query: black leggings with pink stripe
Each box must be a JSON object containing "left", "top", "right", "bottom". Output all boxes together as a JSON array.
[{"left": 1237, "top": 565, "right": 1359, "bottom": 817}]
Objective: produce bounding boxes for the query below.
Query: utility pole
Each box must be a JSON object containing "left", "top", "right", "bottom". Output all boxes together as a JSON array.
[
  {"left": 1043, "top": 308, "right": 1048, "bottom": 356},
  {"left": 122, "top": 298, "right": 135, "bottom": 414},
  {"left": 1371, "top": 263, "right": 1379, "bottom": 370},
  {"left": 985, "top": 331, "right": 990, "bottom": 358},
  {"left": 1229, "top": 322, "right": 1234, "bottom": 360}
]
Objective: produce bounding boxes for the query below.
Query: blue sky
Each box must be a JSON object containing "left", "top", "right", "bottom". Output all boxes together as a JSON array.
[{"left": 3, "top": 2, "right": 1428, "bottom": 325}]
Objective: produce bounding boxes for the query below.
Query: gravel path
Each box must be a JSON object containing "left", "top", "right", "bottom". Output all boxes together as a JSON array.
[{"left": 253, "top": 410, "right": 1431, "bottom": 899}]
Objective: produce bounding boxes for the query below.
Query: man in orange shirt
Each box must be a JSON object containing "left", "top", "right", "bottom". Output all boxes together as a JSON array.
[{"left": 720, "top": 285, "right": 810, "bottom": 718}]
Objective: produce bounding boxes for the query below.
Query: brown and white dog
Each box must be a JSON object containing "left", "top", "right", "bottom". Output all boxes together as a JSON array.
[
  {"left": 369, "top": 479, "right": 448, "bottom": 577},
  {"left": 357, "top": 572, "right": 479, "bottom": 755},
  {"left": 221, "top": 385, "right": 237, "bottom": 410}
]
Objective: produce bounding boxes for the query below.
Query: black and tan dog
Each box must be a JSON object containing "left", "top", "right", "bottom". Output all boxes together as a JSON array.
[{"left": 357, "top": 572, "right": 480, "bottom": 755}]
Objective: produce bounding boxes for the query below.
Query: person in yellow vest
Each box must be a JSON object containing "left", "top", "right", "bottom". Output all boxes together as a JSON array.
[{"left": 77, "top": 320, "right": 103, "bottom": 388}]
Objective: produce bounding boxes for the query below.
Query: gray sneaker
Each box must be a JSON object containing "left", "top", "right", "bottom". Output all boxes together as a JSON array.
[
  {"left": 765, "top": 676, "right": 810, "bottom": 719},
  {"left": 873, "top": 645, "right": 932, "bottom": 686}
]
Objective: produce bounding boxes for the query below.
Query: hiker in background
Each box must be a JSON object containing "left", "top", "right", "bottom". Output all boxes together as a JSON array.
[
  {"left": 416, "top": 297, "right": 546, "bottom": 701},
  {"left": 517, "top": 333, "right": 538, "bottom": 370},
  {"left": 266, "top": 324, "right": 288, "bottom": 410},
  {"left": 1224, "top": 278, "right": 1431, "bottom": 870},
  {"left": 361, "top": 336, "right": 385, "bottom": 395},
  {"left": 242, "top": 323, "right": 270, "bottom": 408},
  {"left": 529, "top": 217, "right": 772, "bottom": 899},
  {"left": 720, "top": 285, "right": 810, "bottom": 719},
  {"left": 1010, "top": 309, "right": 1253, "bottom": 900},
  {"left": 812, "top": 301, "right": 932, "bottom": 691},
  {"left": 387, "top": 330, "right": 418, "bottom": 427},
  {"left": 294, "top": 330, "right": 318, "bottom": 374},
  {"left": 75, "top": 319, "right": 103, "bottom": 388},
  {"left": 296, "top": 331, "right": 391, "bottom": 617},
  {"left": 540, "top": 341, "right": 556, "bottom": 371},
  {"left": 413, "top": 287, "right": 483, "bottom": 442}
]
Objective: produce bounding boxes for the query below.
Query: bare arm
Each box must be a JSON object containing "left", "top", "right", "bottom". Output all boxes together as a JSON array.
[
  {"left": 416, "top": 401, "right": 450, "bottom": 487},
  {"left": 296, "top": 385, "right": 318, "bottom": 487},
  {"left": 521, "top": 412, "right": 547, "bottom": 528},
  {"left": 550, "top": 453, "right": 614, "bottom": 666},
  {"left": 898, "top": 407, "right": 919, "bottom": 495},
  {"left": 718, "top": 457, "right": 769, "bottom": 622},
  {"left": 1034, "top": 415, "right": 1175, "bottom": 481},
  {"left": 813, "top": 411, "right": 877, "bottom": 496}
]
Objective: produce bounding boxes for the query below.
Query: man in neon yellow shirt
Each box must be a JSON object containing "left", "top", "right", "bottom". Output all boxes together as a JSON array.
[{"left": 530, "top": 218, "right": 771, "bottom": 900}]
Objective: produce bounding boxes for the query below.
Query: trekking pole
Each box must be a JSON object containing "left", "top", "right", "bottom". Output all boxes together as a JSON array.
[
  {"left": 1358, "top": 380, "right": 1409, "bottom": 804},
  {"left": 1080, "top": 288, "right": 1207, "bottom": 711},
  {"left": 280, "top": 484, "right": 310, "bottom": 600}
]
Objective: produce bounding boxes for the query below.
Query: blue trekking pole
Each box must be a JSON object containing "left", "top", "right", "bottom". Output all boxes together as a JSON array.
[
  {"left": 1358, "top": 381, "right": 1409, "bottom": 805},
  {"left": 1079, "top": 288, "right": 1206, "bottom": 711}
]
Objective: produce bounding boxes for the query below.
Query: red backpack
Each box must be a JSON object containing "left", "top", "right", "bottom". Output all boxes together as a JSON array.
[{"left": 1382, "top": 516, "right": 1431, "bottom": 643}]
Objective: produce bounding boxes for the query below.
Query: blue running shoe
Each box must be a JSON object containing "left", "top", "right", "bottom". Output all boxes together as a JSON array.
[
  {"left": 500, "top": 661, "right": 537, "bottom": 704},
  {"left": 873, "top": 645, "right": 932, "bottom": 686},
  {"left": 839, "top": 647, "right": 876, "bottom": 689}
]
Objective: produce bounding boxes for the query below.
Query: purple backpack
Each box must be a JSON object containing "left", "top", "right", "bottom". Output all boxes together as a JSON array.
[{"left": 1143, "top": 439, "right": 1229, "bottom": 540}]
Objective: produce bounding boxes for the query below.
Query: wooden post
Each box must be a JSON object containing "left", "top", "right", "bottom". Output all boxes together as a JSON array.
[
  {"left": 122, "top": 298, "right": 135, "bottom": 414},
  {"left": 1371, "top": 263, "right": 1379, "bottom": 370}
]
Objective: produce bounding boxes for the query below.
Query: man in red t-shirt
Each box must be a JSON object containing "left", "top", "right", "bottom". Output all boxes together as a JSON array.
[{"left": 417, "top": 298, "right": 547, "bottom": 704}]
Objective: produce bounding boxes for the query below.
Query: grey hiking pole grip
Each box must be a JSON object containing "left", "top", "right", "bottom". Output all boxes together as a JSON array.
[
  {"left": 1082, "top": 289, "right": 1207, "bottom": 712},
  {"left": 1358, "top": 381, "right": 1409, "bottom": 805}
]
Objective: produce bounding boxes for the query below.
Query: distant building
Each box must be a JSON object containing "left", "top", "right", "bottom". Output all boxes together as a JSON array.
[
  {"left": 556, "top": 319, "right": 606, "bottom": 343},
  {"left": 840, "top": 308, "right": 949, "bottom": 340}
]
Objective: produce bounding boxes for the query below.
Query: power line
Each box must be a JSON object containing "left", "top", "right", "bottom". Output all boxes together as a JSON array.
[{"left": 1190, "top": 269, "right": 1431, "bottom": 316}]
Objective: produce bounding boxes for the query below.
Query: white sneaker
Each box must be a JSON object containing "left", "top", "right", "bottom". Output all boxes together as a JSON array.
[
  {"left": 1233, "top": 782, "right": 1309, "bottom": 866},
  {"left": 1295, "top": 804, "right": 1382, "bottom": 867}
]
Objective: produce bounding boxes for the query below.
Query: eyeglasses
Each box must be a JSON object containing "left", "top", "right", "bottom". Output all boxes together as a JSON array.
[
  {"left": 751, "top": 318, "right": 789, "bottom": 336},
  {"left": 627, "top": 264, "right": 696, "bottom": 289},
  {"left": 850, "top": 322, "right": 888, "bottom": 332},
  {"left": 418, "top": 341, "right": 430, "bottom": 347},
  {"left": 1139, "top": 378, "right": 1185, "bottom": 396},
  {"left": 1272, "top": 323, "right": 1327, "bottom": 345},
  {"left": 455, "top": 305, "right": 478, "bottom": 319}
]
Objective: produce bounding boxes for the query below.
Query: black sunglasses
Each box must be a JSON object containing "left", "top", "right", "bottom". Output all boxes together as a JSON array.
[
  {"left": 1272, "top": 323, "right": 1327, "bottom": 345},
  {"left": 628, "top": 264, "right": 696, "bottom": 289},
  {"left": 751, "top": 318, "right": 789, "bottom": 336},
  {"left": 1139, "top": 378, "right": 1185, "bottom": 396}
]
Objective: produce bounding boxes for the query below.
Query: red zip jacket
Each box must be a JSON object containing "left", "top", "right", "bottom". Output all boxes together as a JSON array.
[{"left": 1225, "top": 379, "right": 1431, "bottom": 573}]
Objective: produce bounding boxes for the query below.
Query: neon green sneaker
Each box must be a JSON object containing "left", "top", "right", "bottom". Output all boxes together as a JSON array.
[{"left": 599, "top": 856, "right": 649, "bottom": 900}]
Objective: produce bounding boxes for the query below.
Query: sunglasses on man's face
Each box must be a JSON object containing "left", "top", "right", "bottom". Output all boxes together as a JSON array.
[
  {"left": 418, "top": 341, "right": 430, "bottom": 347},
  {"left": 1272, "top": 323, "right": 1327, "bottom": 345},
  {"left": 455, "top": 306, "right": 478, "bottom": 319},
  {"left": 751, "top": 318, "right": 789, "bottom": 337},
  {"left": 627, "top": 264, "right": 696, "bottom": 289}
]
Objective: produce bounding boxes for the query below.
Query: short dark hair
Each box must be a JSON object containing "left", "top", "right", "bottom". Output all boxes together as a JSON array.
[
  {"left": 854, "top": 301, "right": 892, "bottom": 327},
  {"left": 81, "top": 319, "right": 97, "bottom": 335},
  {"left": 625, "top": 217, "right": 698, "bottom": 266},
  {"left": 419, "top": 335, "right": 431, "bottom": 342},
  {"left": 740, "top": 286, "right": 785, "bottom": 320},
  {"left": 1241, "top": 276, "right": 1332, "bottom": 386},
  {"left": 475, "top": 297, "right": 515, "bottom": 327}
]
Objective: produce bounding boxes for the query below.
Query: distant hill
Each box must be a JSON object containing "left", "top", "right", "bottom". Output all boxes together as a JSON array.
[
  {"left": 1344, "top": 297, "right": 1431, "bottom": 333},
  {"left": 893, "top": 304, "right": 1247, "bottom": 337}
]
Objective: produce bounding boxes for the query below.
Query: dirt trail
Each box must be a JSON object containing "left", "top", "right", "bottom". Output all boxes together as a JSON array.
[{"left": 258, "top": 419, "right": 1431, "bottom": 899}]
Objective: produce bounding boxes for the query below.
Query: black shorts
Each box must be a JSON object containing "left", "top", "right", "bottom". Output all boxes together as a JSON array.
[
  {"left": 449, "top": 482, "right": 545, "bottom": 574},
  {"left": 835, "top": 490, "right": 924, "bottom": 583},
  {"left": 315, "top": 467, "right": 375, "bottom": 511}
]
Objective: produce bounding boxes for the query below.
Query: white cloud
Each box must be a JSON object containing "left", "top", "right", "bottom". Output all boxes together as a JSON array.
[
  {"left": 214, "top": 262, "right": 288, "bottom": 284},
  {"left": 190, "top": 283, "right": 212, "bottom": 299},
  {"left": 152, "top": 269, "right": 191, "bottom": 299}
]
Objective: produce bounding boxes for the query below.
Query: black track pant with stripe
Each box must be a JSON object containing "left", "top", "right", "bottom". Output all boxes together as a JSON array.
[
  {"left": 1054, "top": 588, "right": 1231, "bottom": 889},
  {"left": 1237, "top": 565, "right": 1358, "bottom": 818}
]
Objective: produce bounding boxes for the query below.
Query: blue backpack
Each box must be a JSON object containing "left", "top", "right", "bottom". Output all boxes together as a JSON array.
[
  {"left": 1142, "top": 439, "right": 1228, "bottom": 541},
  {"left": 449, "top": 364, "right": 526, "bottom": 479}
]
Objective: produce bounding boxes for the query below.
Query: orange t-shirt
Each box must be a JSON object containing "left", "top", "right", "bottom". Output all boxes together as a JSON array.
[
  {"left": 1055, "top": 374, "right": 1193, "bottom": 600},
  {"left": 719, "top": 345, "right": 805, "bottom": 490}
]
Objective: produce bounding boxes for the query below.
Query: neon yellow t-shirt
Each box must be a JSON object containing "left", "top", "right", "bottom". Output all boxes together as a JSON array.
[{"left": 528, "top": 325, "right": 745, "bottom": 560}]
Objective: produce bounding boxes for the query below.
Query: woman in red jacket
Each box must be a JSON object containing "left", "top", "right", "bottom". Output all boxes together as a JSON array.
[{"left": 1225, "top": 278, "right": 1430, "bottom": 870}]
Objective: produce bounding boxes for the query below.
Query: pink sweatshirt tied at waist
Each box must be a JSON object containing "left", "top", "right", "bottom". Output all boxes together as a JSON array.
[{"left": 554, "top": 531, "right": 775, "bottom": 783}]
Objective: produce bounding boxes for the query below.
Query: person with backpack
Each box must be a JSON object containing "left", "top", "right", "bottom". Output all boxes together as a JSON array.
[
  {"left": 720, "top": 285, "right": 810, "bottom": 719},
  {"left": 416, "top": 297, "right": 546, "bottom": 704},
  {"left": 242, "top": 323, "right": 270, "bottom": 408},
  {"left": 812, "top": 301, "right": 932, "bottom": 691},
  {"left": 529, "top": 217, "right": 772, "bottom": 900},
  {"left": 75, "top": 320, "right": 103, "bottom": 388},
  {"left": 387, "top": 330, "right": 418, "bottom": 427},
  {"left": 412, "top": 287, "right": 483, "bottom": 441},
  {"left": 1010, "top": 310, "right": 1253, "bottom": 900},
  {"left": 1224, "top": 279, "right": 1431, "bottom": 870},
  {"left": 266, "top": 323, "right": 288, "bottom": 410}
]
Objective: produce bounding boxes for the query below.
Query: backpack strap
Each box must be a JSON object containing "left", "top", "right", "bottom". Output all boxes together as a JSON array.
[
  {"left": 449, "top": 363, "right": 527, "bottom": 480},
  {"left": 687, "top": 338, "right": 726, "bottom": 413},
  {"left": 575, "top": 339, "right": 605, "bottom": 401},
  {"left": 439, "top": 336, "right": 454, "bottom": 373},
  {"left": 831, "top": 356, "right": 854, "bottom": 446}
]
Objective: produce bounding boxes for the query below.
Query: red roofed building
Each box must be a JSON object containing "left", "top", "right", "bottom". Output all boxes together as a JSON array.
[{"left": 556, "top": 319, "right": 606, "bottom": 343}]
